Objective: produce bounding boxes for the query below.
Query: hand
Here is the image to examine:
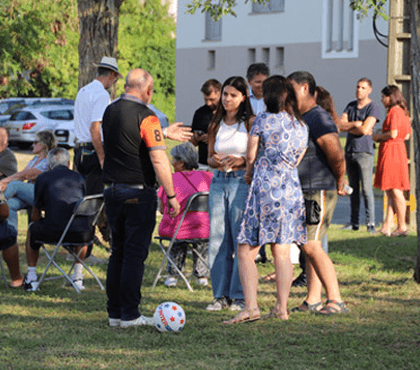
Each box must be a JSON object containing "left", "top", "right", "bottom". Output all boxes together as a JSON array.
[
  {"left": 167, "top": 197, "right": 180, "bottom": 218},
  {"left": 166, "top": 122, "right": 193, "bottom": 142},
  {"left": 221, "top": 155, "right": 244, "bottom": 171},
  {"left": 209, "top": 153, "right": 223, "bottom": 168},
  {"left": 0, "top": 180, "right": 7, "bottom": 192},
  {"left": 337, "top": 178, "right": 348, "bottom": 196},
  {"left": 199, "top": 133, "right": 209, "bottom": 144},
  {"left": 244, "top": 171, "right": 253, "bottom": 185}
]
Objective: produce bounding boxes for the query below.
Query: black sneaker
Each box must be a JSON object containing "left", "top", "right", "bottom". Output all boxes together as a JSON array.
[
  {"left": 22, "top": 275, "right": 38, "bottom": 291},
  {"left": 342, "top": 224, "right": 359, "bottom": 231},
  {"left": 254, "top": 254, "right": 268, "bottom": 264},
  {"left": 292, "top": 272, "right": 307, "bottom": 287},
  {"left": 367, "top": 224, "right": 376, "bottom": 234}
]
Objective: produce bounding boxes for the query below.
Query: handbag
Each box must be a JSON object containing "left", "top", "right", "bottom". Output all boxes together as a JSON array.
[{"left": 305, "top": 148, "right": 321, "bottom": 225}]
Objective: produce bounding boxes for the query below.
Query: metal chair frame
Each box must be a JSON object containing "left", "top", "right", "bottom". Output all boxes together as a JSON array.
[{"left": 152, "top": 191, "right": 210, "bottom": 293}]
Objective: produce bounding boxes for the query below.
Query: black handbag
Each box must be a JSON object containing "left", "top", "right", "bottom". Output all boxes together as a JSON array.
[
  {"left": 305, "top": 149, "right": 321, "bottom": 225},
  {"left": 305, "top": 198, "right": 321, "bottom": 225}
]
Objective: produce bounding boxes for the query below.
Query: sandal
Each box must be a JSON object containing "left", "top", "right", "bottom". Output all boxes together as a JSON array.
[
  {"left": 264, "top": 309, "right": 289, "bottom": 320},
  {"left": 390, "top": 229, "right": 408, "bottom": 237},
  {"left": 291, "top": 300, "right": 322, "bottom": 313},
  {"left": 223, "top": 308, "right": 261, "bottom": 325},
  {"left": 316, "top": 299, "right": 349, "bottom": 315},
  {"left": 378, "top": 228, "right": 391, "bottom": 237},
  {"left": 261, "top": 272, "right": 276, "bottom": 282}
]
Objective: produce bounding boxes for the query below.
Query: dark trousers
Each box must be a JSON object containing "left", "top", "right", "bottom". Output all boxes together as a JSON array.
[
  {"left": 73, "top": 145, "right": 103, "bottom": 195},
  {"left": 105, "top": 185, "right": 157, "bottom": 321}
]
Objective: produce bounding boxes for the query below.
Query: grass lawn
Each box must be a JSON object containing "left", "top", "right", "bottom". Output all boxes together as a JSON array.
[{"left": 1, "top": 147, "right": 419, "bottom": 369}]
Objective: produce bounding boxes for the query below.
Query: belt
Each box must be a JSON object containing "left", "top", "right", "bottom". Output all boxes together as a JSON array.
[
  {"left": 75, "top": 142, "right": 94, "bottom": 149},
  {"left": 104, "top": 183, "right": 145, "bottom": 190}
]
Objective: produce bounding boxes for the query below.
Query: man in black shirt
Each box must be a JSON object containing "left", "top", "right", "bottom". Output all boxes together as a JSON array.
[
  {"left": 190, "top": 79, "right": 221, "bottom": 168},
  {"left": 23, "top": 148, "right": 87, "bottom": 291}
]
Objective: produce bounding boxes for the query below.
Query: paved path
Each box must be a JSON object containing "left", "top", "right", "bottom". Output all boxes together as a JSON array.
[{"left": 331, "top": 193, "right": 384, "bottom": 227}]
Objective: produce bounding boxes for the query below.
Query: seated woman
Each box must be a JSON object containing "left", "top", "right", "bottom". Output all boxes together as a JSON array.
[
  {"left": 0, "top": 130, "right": 57, "bottom": 232},
  {"left": 0, "top": 191, "right": 23, "bottom": 287},
  {"left": 158, "top": 142, "right": 213, "bottom": 287}
]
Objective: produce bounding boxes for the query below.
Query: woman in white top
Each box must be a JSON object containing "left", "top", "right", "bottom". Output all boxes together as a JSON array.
[{"left": 206, "top": 76, "right": 255, "bottom": 312}]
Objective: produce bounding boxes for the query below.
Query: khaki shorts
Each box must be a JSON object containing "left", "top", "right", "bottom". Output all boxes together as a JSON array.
[{"left": 304, "top": 190, "right": 337, "bottom": 241}]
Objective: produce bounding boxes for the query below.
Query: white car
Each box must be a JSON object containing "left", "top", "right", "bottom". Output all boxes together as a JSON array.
[
  {"left": 53, "top": 104, "right": 170, "bottom": 149},
  {"left": 4, "top": 105, "right": 74, "bottom": 148}
]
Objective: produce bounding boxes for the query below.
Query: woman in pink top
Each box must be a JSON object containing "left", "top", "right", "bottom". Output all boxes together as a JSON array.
[{"left": 158, "top": 142, "right": 213, "bottom": 287}]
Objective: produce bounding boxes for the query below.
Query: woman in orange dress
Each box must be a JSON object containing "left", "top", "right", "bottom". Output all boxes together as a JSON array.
[{"left": 373, "top": 85, "right": 411, "bottom": 237}]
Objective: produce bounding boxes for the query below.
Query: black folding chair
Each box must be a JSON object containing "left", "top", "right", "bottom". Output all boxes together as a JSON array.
[
  {"left": 35, "top": 194, "right": 105, "bottom": 294},
  {"left": 152, "top": 191, "right": 210, "bottom": 293}
]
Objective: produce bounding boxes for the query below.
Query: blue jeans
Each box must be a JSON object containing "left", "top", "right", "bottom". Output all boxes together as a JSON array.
[
  {"left": 208, "top": 170, "right": 248, "bottom": 300},
  {"left": 4, "top": 181, "right": 35, "bottom": 231},
  {"left": 346, "top": 152, "right": 375, "bottom": 226},
  {"left": 104, "top": 185, "right": 157, "bottom": 321}
]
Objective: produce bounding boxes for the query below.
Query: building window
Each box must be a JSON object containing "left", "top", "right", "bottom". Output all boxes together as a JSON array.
[
  {"left": 275, "top": 47, "right": 284, "bottom": 70},
  {"left": 262, "top": 48, "right": 270, "bottom": 66},
  {"left": 322, "top": 0, "right": 359, "bottom": 58},
  {"left": 248, "top": 48, "right": 256, "bottom": 65},
  {"left": 252, "top": 0, "right": 285, "bottom": 13},
  {"left": 208, "top": 50, "right": 216, "bottom": 69},
  {"left": 205, "top": 12, "right": 221, "bottom": 41}
]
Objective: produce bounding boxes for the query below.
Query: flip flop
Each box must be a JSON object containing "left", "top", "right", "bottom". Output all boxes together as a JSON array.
[
  {"left": 378, "top": 228, "right": 391, "bottom": 237},
  {"left": 390, "top": 229, "right": 408, "bottom": 237},
  {"left": 264, "top": 309, "right": 289, "bottom": 320},
  {"left": 223, "top": 308, "right": 261, "bottom": 325}
]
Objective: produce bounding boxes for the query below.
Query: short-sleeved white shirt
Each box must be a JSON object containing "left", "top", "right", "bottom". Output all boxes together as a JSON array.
[{"left": 74, "top": 79, "right": 110, "bottom": 143}]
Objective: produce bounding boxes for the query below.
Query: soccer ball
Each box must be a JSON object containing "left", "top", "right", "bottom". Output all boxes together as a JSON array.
[{"left": 153, "top": 301, "right": 186, "bottom": 332}]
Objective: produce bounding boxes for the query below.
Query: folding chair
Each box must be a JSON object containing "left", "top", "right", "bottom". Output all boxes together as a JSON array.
[
  {"left": 0, "top": 255, "right": 8, "bottom": 289},
  {"left": 35, "top": 194, "right": 105, "bottom": 294},
  {"left": 152, "top": 191, "right": 210, "bottom": 293}
]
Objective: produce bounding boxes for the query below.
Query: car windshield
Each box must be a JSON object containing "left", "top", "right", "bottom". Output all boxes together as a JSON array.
[
  {"left": 40, "top": 109, "right": 74, "bottom": 120},
  {"left": 10, "top": 111, "right": 37, "bottom": 121}
]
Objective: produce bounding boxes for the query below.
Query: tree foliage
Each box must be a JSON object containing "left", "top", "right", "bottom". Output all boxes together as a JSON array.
[
  {"left": 0, "top": 0, "right": 79, "bottom": 98},
  {"left": 118, "top": 0, "right": 176, "bottom": 121},
  {"left": 349, "top": 0, "right": 389, "bottom": 20}
]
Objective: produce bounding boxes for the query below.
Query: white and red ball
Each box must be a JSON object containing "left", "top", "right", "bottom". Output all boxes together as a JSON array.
[{"left": 153, "top": 302, "right": 186, "bottom": 332}]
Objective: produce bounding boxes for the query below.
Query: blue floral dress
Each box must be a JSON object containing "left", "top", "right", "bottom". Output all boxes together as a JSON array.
[{"left": 238, "top": 111, "right": 308, "bottom": 246}]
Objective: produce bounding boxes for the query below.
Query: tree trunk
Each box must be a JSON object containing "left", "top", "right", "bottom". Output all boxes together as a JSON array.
[
  {"left": 77, "top": 0, "right": 122, "bottom": 91},
  {"left": 409, "top": 0, "right": 420, "bottom": 282}
]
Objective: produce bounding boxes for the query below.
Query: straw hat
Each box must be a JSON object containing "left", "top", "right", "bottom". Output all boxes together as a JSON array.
[{"left": 97, "top": 56, "right": 123, "bottom": 78}]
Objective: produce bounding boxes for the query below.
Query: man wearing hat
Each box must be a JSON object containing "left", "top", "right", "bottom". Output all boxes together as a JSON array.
[{"left": 73, "top": 56, "right": 122, "bottom": 195}]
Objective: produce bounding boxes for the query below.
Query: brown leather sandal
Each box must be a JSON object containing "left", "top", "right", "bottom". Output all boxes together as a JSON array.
[{"left": 223, "top": 308, "right": 261, "bottom": 325}]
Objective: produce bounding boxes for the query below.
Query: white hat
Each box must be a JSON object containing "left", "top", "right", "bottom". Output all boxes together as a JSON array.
[{"left": 97, "top": 56, "right": 123, "bottom": 78}]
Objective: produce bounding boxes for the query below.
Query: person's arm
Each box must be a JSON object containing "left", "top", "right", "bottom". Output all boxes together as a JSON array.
[
  {"left": 0, "top": 165, "right": 42, "bottom": 191},
  {"left": 244, "top": 134, "right": 259, "bottom": 185},
  {"left": 372, "top": 130, "right": 398, "bottom": 142},
  {"left": 348, "top": 116, "right": 377, "bottom": 136},
  {"left": 164, "top": 122, "right": 193, "bottom": 142},
  {"left": 337, "top": 112, "right": 362, "bottom": 132},
  {"left": 31, "top": 206, "right": 42, "bottom": 223},
  {"left": 207, "top": 123, "right": 224, "bottom": 170},
  {"left": 316, "top": 132, "right": 347, "bottom": 195},
  {"left": 149, "top": 149, "right": 180, "bottom": 218},
  {"left": 90, "top": 121, "right": 105, "bottom": 168}
]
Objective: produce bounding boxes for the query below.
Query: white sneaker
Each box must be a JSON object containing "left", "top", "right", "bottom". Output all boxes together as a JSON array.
[
  {"left": 164, "top": 277, "right": 178, "bottom": 287},
  {"left": 72, "top": 278, "right": 85, "bottom": 291},
  {"left": 120, "top": 315, "right": 154, "bottom": 328},
  {"left": 197, "top": 277, "right": 208, "bottom": 286},
  {"left": 109, "top": 318, "right": 121, "bottom": 327},
  {"left": 22, "top": 275, "right": 38, "bottom": 292}
]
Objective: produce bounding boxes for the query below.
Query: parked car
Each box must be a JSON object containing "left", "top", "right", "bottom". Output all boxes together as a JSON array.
[
  {"left": 53, "top": 104, "right": 170, "bottom": 149},
  {"left": 4, "top": 105, "right": 74, "bottom": 148}
]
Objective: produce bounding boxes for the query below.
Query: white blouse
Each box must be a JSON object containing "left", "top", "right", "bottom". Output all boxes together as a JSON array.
[{"left": 214, "top": 120, "right": 248, "bottom": 157}]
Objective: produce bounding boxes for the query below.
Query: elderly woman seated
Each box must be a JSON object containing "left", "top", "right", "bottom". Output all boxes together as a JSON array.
[
  {"left": 158, "top": 142, "right": 213, "bottom": 287},
  {"left": 0, "top": 130, "right": 57, "bottom": 232}
]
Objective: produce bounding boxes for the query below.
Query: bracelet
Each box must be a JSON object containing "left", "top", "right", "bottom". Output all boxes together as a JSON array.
[{"left": 167, "top": 194, "right": 176, "bottom": 200}]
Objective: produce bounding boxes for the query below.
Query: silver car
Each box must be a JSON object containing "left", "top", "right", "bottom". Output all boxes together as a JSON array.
[{"left": 5, "top": 105, "right": 74, "bottom": 148}]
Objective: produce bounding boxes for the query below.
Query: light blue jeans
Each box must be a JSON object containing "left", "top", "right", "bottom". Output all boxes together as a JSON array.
[
  {"left": 208, "top": 170, "right": 248, "bottom": 300},
  {"left": 4, "top": 181, "right": 35, "bottom": 231}
]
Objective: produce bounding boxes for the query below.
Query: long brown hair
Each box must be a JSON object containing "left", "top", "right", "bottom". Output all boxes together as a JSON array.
[
  {"left": 381, "top": 85, "right": 409, "bottom": 116},
  {"left": 209, "top": 76, "right": 254, "bottom": 137}
]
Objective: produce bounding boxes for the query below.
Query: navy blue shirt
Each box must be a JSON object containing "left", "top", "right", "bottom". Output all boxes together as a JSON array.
[
  {"left": 344, "top": 100, "right": 380, "bottom": 155},
  {"left": 0, "top": 220, "right": 17, "bottom": 250},
  {"left": 34, "top": 165, "right": 86, "bottom": 231},
  {"left": 298, "top": 105, "right": 337, "bottom": 191}
]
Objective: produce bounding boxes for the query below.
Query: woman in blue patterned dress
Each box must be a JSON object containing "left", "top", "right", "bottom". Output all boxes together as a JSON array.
[{"left": 224, "top": 76, "right": 308, "bottom": 324}]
